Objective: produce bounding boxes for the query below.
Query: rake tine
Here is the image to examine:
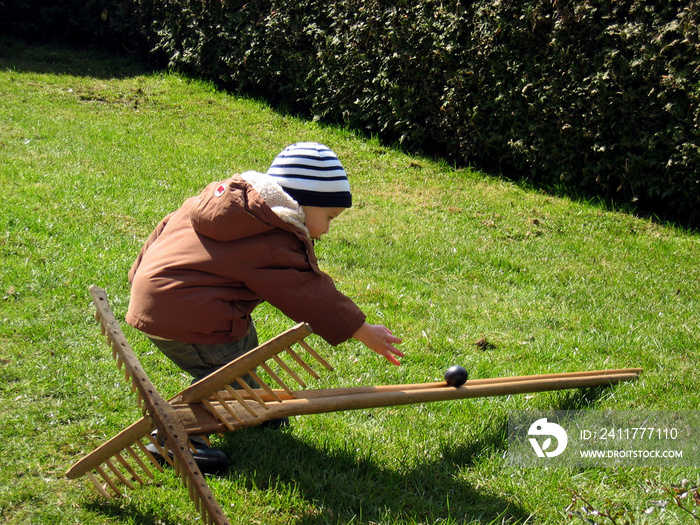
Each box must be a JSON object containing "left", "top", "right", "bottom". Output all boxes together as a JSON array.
[
  {"left": 233, "top": 378, "right": 269, "bottom": 409},
  {"left": 202, "top": 399, "right": 237, "bottom": 431},
  {"left": 284, "top": 346, "right": 320, "bottom": 379},
  {"left": 197, "top": 492, "right": 208, "bottom": 520},
  {"left": 259, "top": 362, "right": 294, "bottom": 394},
  {"left": 212, "top": 391, "right": 248, "bottom": 422},
  {"left": 298, "top": 339, "right": 333, "bottom": 371},
  {"left": 173, "top": 452, "right": 183, "bottom": 479},
  {"left": 135, "top": 439, "right": 164, "bottom": 472},
  {"left": 247, "top": 370, "right": 282, "bottom": 402},
  {"left": 105, "top": 458, "right": 135, "bottom": 490},
  {"left": 190, "top": 484, "right": 199, "bottom": 509},
  {"left": 130, "top": 374, "right": 141, "bottom": 397},
  {"left": 115, "top": 450, "right": 144, "bottom": 484},
  {"left": 177, "top": 459, "right": 187, "bottom": 487},
  {"left": 146, "top": 435, "right": 175, "bottom": 468},
  {"left": 272, "top": 354, "right": 306, "bottom": 388},
  {"left": 126, "top": 445, "right": 156, "bottom": 478},
  {"left": 220, "top": 386, "right": 258, "bottom": 417},
  {"left": 161, "top": 444, "right": 176, "bottom": 469},
  {"left": 94, "top": 465, "right": 122, "bottom": 497},
  {"left": 188, "top": 476, "right": 197, "bottom": 505},
  {"left": 86, "top": 471, "right": 111, "bottom": 499}
]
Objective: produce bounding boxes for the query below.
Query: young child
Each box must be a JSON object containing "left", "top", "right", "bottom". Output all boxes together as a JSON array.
[{"left": 126, "top": 142, "right": 403, "bottom": 472}]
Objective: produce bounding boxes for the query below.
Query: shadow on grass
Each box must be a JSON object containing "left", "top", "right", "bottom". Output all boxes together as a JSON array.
[
  {"left": 0, "top": 36, "right": 155, "bottom": 79},
  {"left": 80, "top": 423, "right": 524, "bottom": 524},
  {"left": 553, "top": 386, "right": 612, "bottom": 411},
  {"left": 214, "top": 419, "right": 527, "bottom": 525},
  {"left": 76, "top": 415, "right": 524, "bottom": 525},
  {"left": 80, "top": 389, "right": 618, "bottom": 524},
  {"left": 83, "top": 500, "right": 177, "bottom": 525}
]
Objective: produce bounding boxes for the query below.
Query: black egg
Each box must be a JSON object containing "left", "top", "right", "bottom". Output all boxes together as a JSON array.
[{"left": 444, "top": 365, "right": 468, "bottom": 387}]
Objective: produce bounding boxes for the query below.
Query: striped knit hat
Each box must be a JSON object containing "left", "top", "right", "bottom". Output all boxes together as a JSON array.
[{"left": 266, "top": 142, "right": 352, "bottom": 208}]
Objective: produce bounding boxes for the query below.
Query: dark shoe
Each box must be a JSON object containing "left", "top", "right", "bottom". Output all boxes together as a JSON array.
[
  {"left": 259, "top": 417, "right": 290, "bottom": 430},
  {"left": 145, "top": 434, "right": 228, "bottom": 475}
]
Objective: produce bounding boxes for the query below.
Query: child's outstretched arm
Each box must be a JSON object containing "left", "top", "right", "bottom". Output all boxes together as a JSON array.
[{"left": 352, "top": 322, "right": 404, "bottom": 366}]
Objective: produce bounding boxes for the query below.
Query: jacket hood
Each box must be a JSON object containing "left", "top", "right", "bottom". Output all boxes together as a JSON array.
[
  {"left": 240, "top": 171, "right": 308, "bottom": 234},
  {"left": 189, "top": 172, "right": 309, "bottom": 242}
]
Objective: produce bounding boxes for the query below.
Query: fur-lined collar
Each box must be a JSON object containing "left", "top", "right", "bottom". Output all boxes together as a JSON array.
[{"left": 240, "top": 171, "right": 309, "bottom": 236}]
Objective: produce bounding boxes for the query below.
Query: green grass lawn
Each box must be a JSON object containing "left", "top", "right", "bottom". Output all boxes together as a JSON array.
[{"left": 1, "top": 38, "right": 700, "bottom": 524}]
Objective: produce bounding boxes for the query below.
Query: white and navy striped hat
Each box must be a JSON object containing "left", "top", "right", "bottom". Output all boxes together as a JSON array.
[{"left": 267, "top": 142, "right": 352, "bottom": 208}]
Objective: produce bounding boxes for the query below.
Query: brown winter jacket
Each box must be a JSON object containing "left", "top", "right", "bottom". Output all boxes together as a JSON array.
[{"left": 125, "top": 173, "right": 366, "bottom": 345}]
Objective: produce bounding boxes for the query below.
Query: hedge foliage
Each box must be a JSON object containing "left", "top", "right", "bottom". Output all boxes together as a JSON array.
[{"left": 3, "top": 0, "right": 699, "bottom": 226}]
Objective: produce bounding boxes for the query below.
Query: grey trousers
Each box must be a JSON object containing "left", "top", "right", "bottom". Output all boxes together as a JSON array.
[{"left": 147, "top": 323, "right": 259, "bottom": 385}]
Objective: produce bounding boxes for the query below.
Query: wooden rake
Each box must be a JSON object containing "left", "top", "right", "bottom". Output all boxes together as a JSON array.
[
  {"left": 66, "top": 286, "right": 642, "bottom": 525},
  {"left": 66, "top": 286, "right": 329, "bottom": 525}
]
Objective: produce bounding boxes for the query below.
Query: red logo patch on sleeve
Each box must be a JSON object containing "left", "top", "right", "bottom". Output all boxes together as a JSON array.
[{"left": 214, "top": 184, "right": 226, "bottom": 197}]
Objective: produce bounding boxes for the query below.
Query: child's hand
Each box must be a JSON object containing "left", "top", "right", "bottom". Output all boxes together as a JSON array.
[{"left": 352, "top": 322, "right": 404, "bottom": 366}]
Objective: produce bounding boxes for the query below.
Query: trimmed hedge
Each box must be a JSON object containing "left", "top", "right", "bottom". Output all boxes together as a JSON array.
[{"left": 4, "top": 0, "right": 699, "bottom": 226}]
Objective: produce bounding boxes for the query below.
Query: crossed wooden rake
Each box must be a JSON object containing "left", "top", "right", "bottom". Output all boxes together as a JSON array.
[{"left": 66, "top": 286, "right": 642, "bottom": 525}]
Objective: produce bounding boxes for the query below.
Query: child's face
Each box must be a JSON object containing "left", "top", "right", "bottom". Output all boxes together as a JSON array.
[{"left": 302, "top": 206, "right": 346, "bottom": 240}]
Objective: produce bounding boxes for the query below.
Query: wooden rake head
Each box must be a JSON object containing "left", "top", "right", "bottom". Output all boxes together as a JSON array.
[
  {"left": 67, "top": 286, "right": 331, "bottom": 525},
  {"left": 171, "top": 322, "right": 332, "bottom": 431},
  {"left": 66, "top": 286, "right": 231, "bottom": 525}
]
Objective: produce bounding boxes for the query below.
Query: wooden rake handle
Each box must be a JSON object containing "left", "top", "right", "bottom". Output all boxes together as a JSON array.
[
  {"left": 173, "top": 368, "right": 642, "bottom": 434},
  {"left": 279, "top": 367, "right": 644, "bottom": 400}
]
